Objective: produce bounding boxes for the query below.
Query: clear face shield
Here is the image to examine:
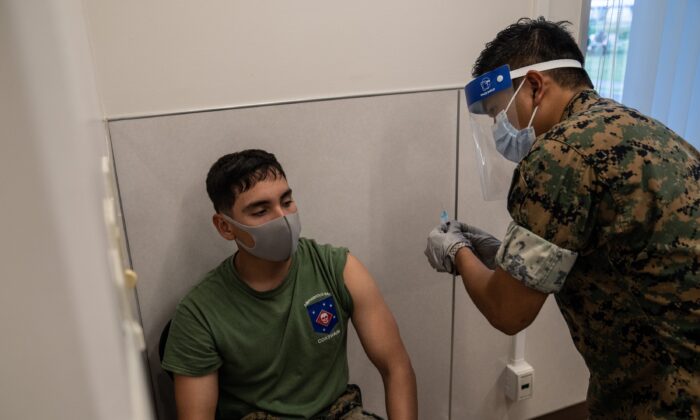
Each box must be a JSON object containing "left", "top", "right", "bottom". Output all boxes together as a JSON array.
[
  {"left": 465, "top": 64, "right": 519, "bottom": 201},
  {"left": 464, "top": 59, "right": 583, "bottom": 201}
]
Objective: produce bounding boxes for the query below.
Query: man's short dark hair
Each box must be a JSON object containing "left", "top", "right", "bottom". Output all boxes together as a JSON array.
[
  {"left": 473, "top": 17, "right": 593, "bottom": 89},
  {"left": 206, "top": 149, "right": 286, "bottom": 213}
]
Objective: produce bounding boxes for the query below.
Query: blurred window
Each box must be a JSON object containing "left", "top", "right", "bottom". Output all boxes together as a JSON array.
[{"left": 584, "top": 0, "right": 635, "bottom": 102}]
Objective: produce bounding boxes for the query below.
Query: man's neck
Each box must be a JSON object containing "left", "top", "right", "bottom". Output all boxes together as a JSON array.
[
  {"left": 533, "top": 82, "right": 587, "bottom": 136},
  {"left": 233, "top": 250, "right": 293, "bottom": 292},
  {"left": 555, "top": 86, "right": 588, "bottom": 123}
]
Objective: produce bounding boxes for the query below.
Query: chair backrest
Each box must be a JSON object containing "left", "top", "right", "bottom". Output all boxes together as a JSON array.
[{"left": 158, "top": 320, "right": 173, "bottom": 379}]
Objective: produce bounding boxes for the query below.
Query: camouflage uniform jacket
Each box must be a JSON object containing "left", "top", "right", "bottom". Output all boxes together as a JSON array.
[{"left": 506, "top": 90, "right": 700, "bottom": 419}]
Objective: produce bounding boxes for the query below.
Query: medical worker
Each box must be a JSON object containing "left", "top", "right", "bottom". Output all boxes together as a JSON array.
[{"left": 424, "top": 18, "right": 699, "bottom": 418}]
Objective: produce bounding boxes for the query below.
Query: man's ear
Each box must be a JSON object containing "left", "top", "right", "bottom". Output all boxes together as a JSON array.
[
  {"left": 525, "top": 70, "right": 547, "bottom": 107},
  {"left": 213, "top": 213, "right": 237, "bottom": 241}
]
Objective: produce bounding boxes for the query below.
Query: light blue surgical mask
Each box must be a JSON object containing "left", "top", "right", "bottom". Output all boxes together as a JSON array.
[{"left": 491, "top": 80, "right": 539, "bottom": 163}]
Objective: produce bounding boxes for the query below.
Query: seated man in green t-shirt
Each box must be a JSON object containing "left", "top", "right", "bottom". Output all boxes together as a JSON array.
[{"left": 162, "top": 149, "right": 417, "bottom": 420}]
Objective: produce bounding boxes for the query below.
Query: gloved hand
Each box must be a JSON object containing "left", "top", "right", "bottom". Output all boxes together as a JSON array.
[
  {"left": 450, "top": 221, "right": 502, "bottom": 269},
  {"left": 424, "top": 221, "right": 473, "bottom": 274}
]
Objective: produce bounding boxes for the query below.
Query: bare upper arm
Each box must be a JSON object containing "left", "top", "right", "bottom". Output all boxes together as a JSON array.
[
  {"left": 342, "top": 253, "right": 411, "bottom": 373},
  {"left": 489, "top": 267, "right": 548, "bottom": 334},
  {"left": 173, "top": 372, "right": 218, "bottom": 420}
]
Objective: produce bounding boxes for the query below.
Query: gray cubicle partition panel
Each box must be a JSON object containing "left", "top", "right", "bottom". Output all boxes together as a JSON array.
[
  {"left": 109, "top": 90, "right": 459, "bottom": 420},
  {"left": 450, "top": 91, "right": 589, "bottom": 419}
]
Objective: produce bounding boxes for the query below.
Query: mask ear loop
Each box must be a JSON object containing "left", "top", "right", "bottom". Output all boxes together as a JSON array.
[
  {"left": 527, "top": 106, "right": 539, "bottom": 128},
  {"left": 505, "top": 78, "right": 539, "bottom": 130},
  {"left": 504, "top": 78, "right": 527, "bottom": 114}
]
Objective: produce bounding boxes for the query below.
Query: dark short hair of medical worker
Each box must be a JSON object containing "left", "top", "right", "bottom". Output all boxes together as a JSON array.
[{"left": 472, "top": 18, "right": 592, "bottom": 89}]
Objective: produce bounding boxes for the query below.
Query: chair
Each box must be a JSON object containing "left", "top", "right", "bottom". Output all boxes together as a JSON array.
[{"left": 158, "top": 319, "right": 173, "bottom": 379}]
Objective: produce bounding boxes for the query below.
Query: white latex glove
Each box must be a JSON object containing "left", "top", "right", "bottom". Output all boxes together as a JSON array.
[{"left": 424, "top": 221, "right": 473, "bottom": 274}]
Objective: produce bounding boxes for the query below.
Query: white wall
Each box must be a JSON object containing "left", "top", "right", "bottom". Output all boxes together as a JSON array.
[
  {"left": 84, "top": 0, "right": 584, "bottom": 119},
  {"left": 0, "top": 1, "right": 152, "bottom": 419}
]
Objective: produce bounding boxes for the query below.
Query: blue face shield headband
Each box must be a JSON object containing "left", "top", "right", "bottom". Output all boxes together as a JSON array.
[{"left": 465, "top": 59, "right": 583, "bottom": 116}]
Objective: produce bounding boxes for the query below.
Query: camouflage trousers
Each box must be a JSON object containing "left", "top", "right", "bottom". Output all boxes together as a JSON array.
[{"left": 241, "top": 384, "right": 383, "bottom": 420}]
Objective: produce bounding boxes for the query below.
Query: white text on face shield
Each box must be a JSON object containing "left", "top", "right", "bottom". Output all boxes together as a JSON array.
[{"left": 480, "top": 87, "right": 496, "bottom": 98}]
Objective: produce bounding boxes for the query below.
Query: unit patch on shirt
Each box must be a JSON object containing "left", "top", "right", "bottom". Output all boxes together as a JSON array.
[{"left": 305, "top": 295, "right": 339, "bottom": 335}]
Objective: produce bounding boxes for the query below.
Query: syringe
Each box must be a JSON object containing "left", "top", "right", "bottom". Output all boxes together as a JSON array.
[{"left": 440, "top": 209, "right": 449, "bottom": 225}]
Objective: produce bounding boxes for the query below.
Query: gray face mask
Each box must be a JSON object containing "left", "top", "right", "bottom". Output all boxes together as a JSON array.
[{"left": 222, "top": 212, "right": 301, "bottom": 262}]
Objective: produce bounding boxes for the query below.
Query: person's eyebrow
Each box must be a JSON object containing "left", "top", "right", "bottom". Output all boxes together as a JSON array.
[{"left": 280, "top": 188, "right": 293, "bottom": 200}]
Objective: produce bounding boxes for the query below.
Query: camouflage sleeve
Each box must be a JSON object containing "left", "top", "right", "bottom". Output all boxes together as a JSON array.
[
  {"left": 509, "top": 138, "right": 600, "bottom": 252},
  {"left": 495, "top": 221, "right": 578, "bottom": 293}
]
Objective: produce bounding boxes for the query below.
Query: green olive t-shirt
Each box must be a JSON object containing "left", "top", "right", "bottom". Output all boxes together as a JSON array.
[{"left": 162, "top": 238, "right": 353, "bottom": 419}]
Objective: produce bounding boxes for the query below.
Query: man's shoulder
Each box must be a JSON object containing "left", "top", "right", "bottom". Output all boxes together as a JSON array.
[
  {"left": 546, "top": 98, "right": 630, "bottom": 145},
  {"left": 178, "top": 258, "right": 232, "bottom": 307},
  {"left": 298, "top": 237, "right": 349, "bottom": 263},
  {"left": 298, "top": 237, "right": 345, "bottom": 250},
  {"left": 296, "top": 237, "right": 352, "bottom": 311},
  {"left": 529, "top": 96, "right": 682, "bottom": 180},
  {"left": 543, "top": 94, "right": 675, "bottom": 155}
]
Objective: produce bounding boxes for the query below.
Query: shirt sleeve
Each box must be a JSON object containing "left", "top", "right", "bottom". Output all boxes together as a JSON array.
[
  {"left": 161, "top": 299, "right": 222, "bottom": 376},
  {"left": 501, "top": 139, "right": 601, "bottom": 293},
  {"left": 496, "top": 221, "right": 578, "bottom": 293},
  {"left": 327, "top": 245, "right": 352, "bottom": 317}
]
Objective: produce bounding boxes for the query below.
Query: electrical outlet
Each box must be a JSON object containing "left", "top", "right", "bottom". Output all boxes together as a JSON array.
[{"left": 505, "top": 361, "right": 534, "bottom": 401}]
